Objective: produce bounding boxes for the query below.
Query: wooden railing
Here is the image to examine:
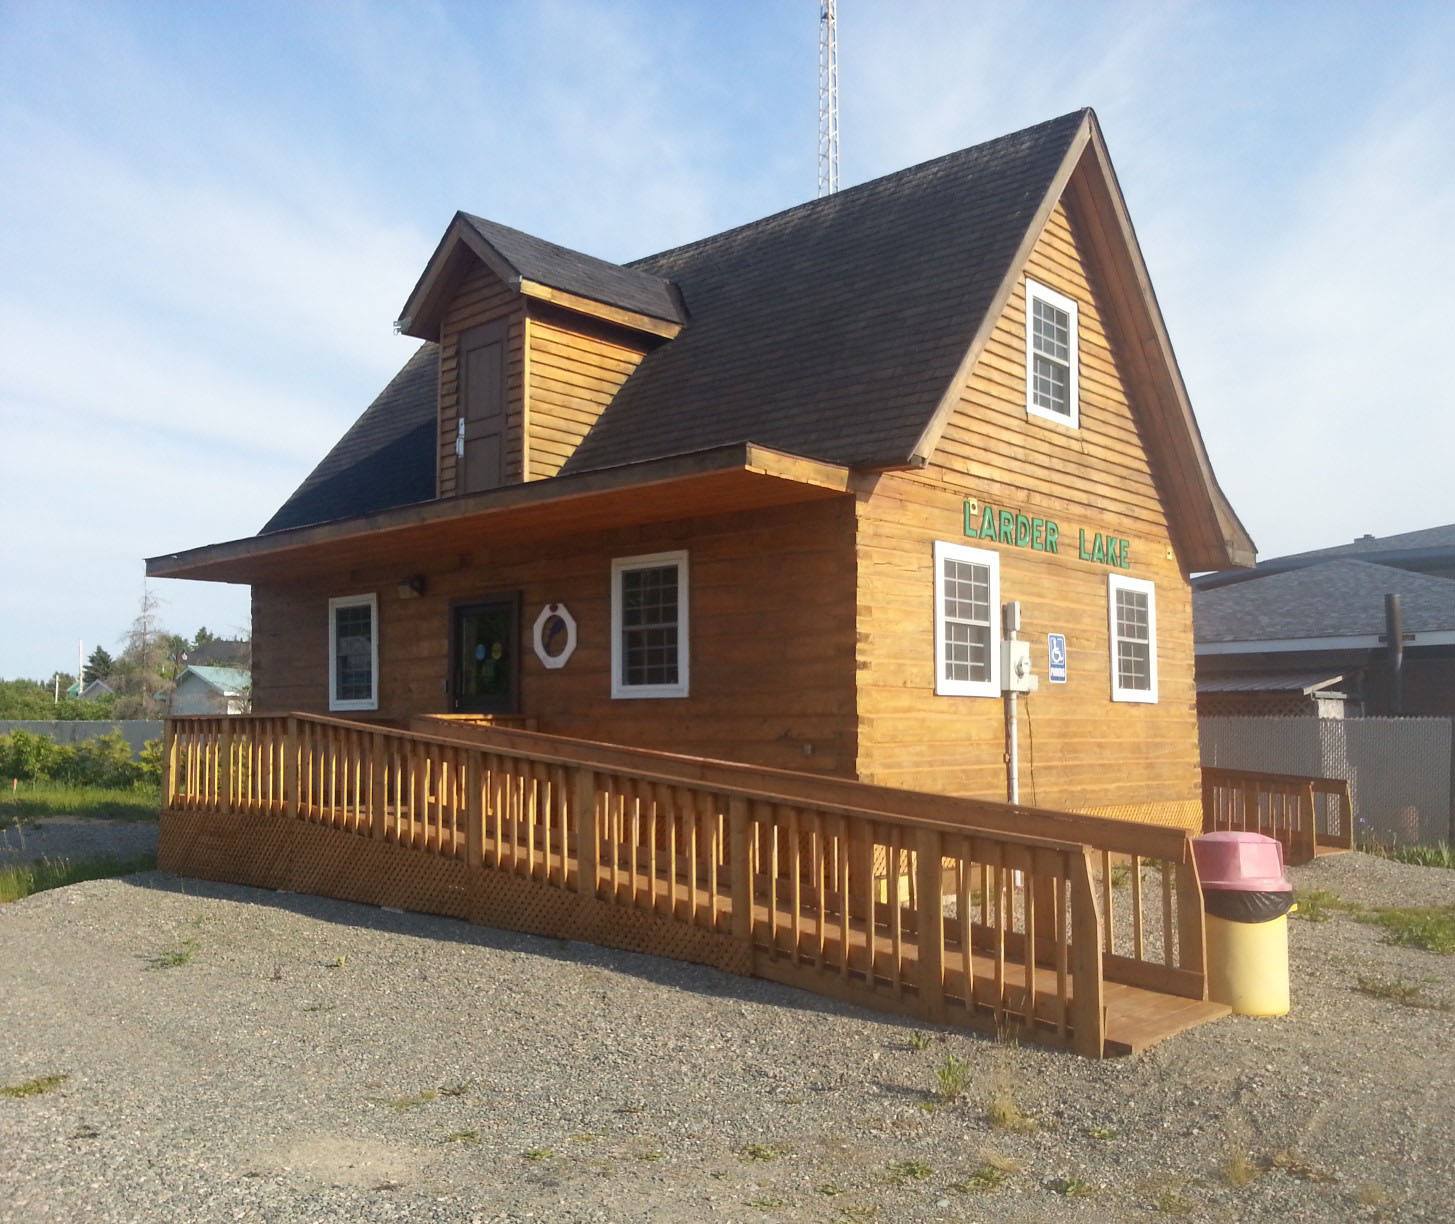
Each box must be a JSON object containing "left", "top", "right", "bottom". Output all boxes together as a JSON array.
[
  {"left": 1202, "top": 767, "right": 1355, "bottom": 864},
  {"left": 163, "top": 713, "right": 1215, "bottom": 1057}
]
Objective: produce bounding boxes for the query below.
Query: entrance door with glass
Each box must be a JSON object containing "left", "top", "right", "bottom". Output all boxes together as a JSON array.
[{"left": 451, "top": 596, "right": 519, "bottom": 714}]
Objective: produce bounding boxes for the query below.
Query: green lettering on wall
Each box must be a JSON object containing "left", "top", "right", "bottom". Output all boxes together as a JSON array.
[{"left": 961, "top": 500, "right": 1127, "bottom": 567}]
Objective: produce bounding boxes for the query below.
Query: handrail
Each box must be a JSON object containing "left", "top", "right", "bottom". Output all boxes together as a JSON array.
[
  {"left": 1201, "top": 766, "right": 1355, "bottom": 863},
  {"left": 162, "top": 713, "right": 1217, "bottom": 1056}
]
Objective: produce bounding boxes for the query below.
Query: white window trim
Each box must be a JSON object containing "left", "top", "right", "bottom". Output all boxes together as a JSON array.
[
  {"left": 328, "top": 593, "right": 379, "bottom": 712},
  {"left": 1024, "top": 276, "right": 1080, "bottom": 429},
  {"left": 611, "top": 550, "right": 689, "bottom": 700},
  {"left": 1108, "top": 574, "right": 1158, "bottom": 704},
  {"left": 933, "top": 540, "right": 1001, "bottom": 698}
]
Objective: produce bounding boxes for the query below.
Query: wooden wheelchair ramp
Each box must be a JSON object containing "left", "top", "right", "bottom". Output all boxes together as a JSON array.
[{"left": 160, "top": 713, "right": 1229, "bottom": 1058}]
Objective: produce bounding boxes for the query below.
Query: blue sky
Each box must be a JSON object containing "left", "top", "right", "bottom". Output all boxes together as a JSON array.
[{"left": 2, "top": 1, "right": 1452, "bottom": 679}]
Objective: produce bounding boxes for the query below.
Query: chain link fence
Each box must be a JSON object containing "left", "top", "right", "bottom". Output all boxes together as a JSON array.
[{"left": 1200, "top": 716, "right": 1454, "bottom": 847}]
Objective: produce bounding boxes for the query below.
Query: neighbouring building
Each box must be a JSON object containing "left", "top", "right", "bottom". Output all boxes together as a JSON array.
[
  {"left": 147, "top": 109, "right": 1254, "bottom": 832},
  {"left": 169, "top": 666, "right": 251, "bottom": 716}
]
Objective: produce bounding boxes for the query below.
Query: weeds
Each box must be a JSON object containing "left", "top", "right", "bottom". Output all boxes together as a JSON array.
[
  {"left": 1264, "top": 1148, "right": 1332, "bottom": 1182},
  {"left": 739, "top": 1142, "right": 791, "bottom": 1162},
  {"left": 145, "top": 937, "right": 198, "bottom": 970},
  {"left": 884, "top": 1159, "right": 933, "bottom": 1185},
  {"left": 952, "top": 1165, "right": 1011, "bottom": 1193},
  {"left": 906, "top": 1031, "right": 933, "bottom": 1052},
  {"left": 1293, "top": 888, "right": 1354, "bottom": 923},
  {"left": 0, "top": 853, "right": 156, "bottom": 904},
  {"left": 986, "top": 1082, "right": 1036, "bottom": 1133},
  {"left": 1, "top": 1073, "right": 68, "bottom": 1099},
  {"left": 744, "top": 1196, "right": 786, "bottom": 1210},
  {"left": 1361, "top": 838, "right": 1455, "bottom": 870},
  {"left": 1221, "top": 1148, "right": 1260, "bottom": 1188},
  {"left": 1047, "top": 1175, "right": 1095, "bottom": 1197},
  {"left": 934, "top": 1052, "right": 970, "bottom": 1103},
  {"left": 1363, "top": 906, "right": 1455, "bottom": 955},
  {"left": 1087, "top": 1124, "right": 1118, "bottom": 1141},
  {"left": 441, "top": 1129, "right": 480, "bottom": 1145},
  {"left": 1356, "top": 974, "right": 1453, "bottom": 1011},
  {"left": 521, "top": 1147, "right": 553, "bottom": 1162},
  {"left": 815, "top": 1182, "right": 845, "bottom": 1197}
]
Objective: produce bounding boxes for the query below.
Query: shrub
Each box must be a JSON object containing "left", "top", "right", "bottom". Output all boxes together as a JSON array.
[
  {"left": 0, "top": 730, "right": 73, "bottom": 782},
  {"left": 138, "top": 737, "right": 164, "bottom": 786},
  {"left": 0, "top": 730, "right": 143, "bottom": 788},
  {"left": 67, "top": 732, "right": 142, "bottom": 788}
]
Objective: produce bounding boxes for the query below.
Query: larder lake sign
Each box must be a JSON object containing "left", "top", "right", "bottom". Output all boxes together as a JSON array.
[{"left": 963, "top": 499, "right": 1130, "bottom": 569}]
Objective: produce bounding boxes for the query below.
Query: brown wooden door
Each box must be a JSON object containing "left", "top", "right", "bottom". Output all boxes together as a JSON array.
[
  {"left": 459, "top": 319, "right": 507, "bottom": 493},
  {"left": 451, "top": 596, "right": 519, "bottom": 714}
]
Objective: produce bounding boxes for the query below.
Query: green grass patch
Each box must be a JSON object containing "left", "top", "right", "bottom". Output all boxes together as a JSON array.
[
  {"left": 1361, "top": 839, "right": 1455, "bottom": 870},
  {"left": 0, "top": 782, "right": 160, "bottom": 822},
  {"left": 371, "top": 1089, "right": 437, "bottom": 1111},
  {"left": 0, "top": 1073, "right": 68, "bottom": 1099},
  {"left": 1356, "top": 974, "right": 1453, "bottom": 1011},
  {"left": 144, "top": 937, "right": 198, "bottom": 970},
  {"left": 0, "top": 853, "right": 156, "bottom": 904},
  {"left": 1292, "top": 888, "right": 1358, "bottom": 923},
  {"left": 1362, "top": 906, "right": 1455, "bottom": 955},
  {"left": 884, "top": 1159, "right": 933, "bottom": 1186},
  {"left": 739, "top": 1142, "right": 792, "bottom": 1162}
]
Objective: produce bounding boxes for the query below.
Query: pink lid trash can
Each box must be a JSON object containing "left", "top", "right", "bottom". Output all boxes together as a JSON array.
[{"left": 1192, "top": 831, "right": 1294, "bottom": 1017}]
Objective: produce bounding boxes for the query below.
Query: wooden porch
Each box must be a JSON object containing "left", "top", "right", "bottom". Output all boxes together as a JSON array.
[{"left": 159, "top": 713, "right": 1229, "bottom": 1058}]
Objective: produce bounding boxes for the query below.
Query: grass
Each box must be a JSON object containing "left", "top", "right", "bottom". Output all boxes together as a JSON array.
[
  {"left": 1221, "top": 1148, "right": 1260, "bottom": 1188},
  {"left": 441, "top": 1129, "right": 480, "bottom": 1145},
  {"left": 0, "top": 1073, "right": 68, "bottom": 1099},
  {"left": 1361, "top": 838, "right": 1455, "bottom": 869},
  {"left": 521, "top": 1147, "right": 553, "bottom": 1162},
  {"left": 951, "top": 1165, "right": 1010, "bottom": 1193},
  {"left": 0, "top": 852, "right": 156, "bottom": 904},
  {"left": 906, "top": 1030, "right": 933, "bottom": 1051},
  {"left": 986, "top": 1082, "right": 1036, "bottom": 1133},
  {"left": 1048, "top": 1176, "right": 1095, "bottom": 1197},
  {"left": 739, "top": 1142, "right": 791, "bottom": 1162},
  {"left": 1294, "top": 888, "right": 1455, "bottom": 954},
  {"left": 1355, "top": 973, "right": 1453, "bottom": 1011},
  {"left": 1, "top": 782, "right": 160, "bottom": 822},
  {"left": 1264, "top": 1148, "right": 1332, "bottom": 1182},
  {"left": 144, "top": 937, "right": 198, "bottom": 970},
  {"left": 372, "top": 1089, "right": 438, "bottom": 1111},
  {"left": 884, "top": 1159, "right": 933, "bottom": 1185},
  {"left": 933, "top": 1052, "right": 970, "bottom": 1104}
]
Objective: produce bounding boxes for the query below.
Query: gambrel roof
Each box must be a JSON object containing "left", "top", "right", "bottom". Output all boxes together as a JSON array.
[{"left": 171, "top": 110, "right": 1253, "bottom": 578}]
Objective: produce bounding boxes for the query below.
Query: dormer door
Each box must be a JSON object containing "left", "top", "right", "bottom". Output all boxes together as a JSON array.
[{"left": 459, "top": 319, "right": 507, "bottom": 493}]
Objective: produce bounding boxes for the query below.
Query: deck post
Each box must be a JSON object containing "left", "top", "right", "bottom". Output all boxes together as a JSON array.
[
  {"left": 1174, "top": 849, "right": 1207, "bottom": 992},
  {"left": 572, "top": 767, "right": 597, "bottom": 895},
  {"left": 1298, "top": 783, "right": 1318, "bottom": 863},
  {"left": 284, "top": 715, "right": 299, "bottom": 821},
  {"left": 1069, "top": 848, "right": 1105, "bottom": 1059},
  {"left": 162, "top": 718, "right": 177, "bottom": 810},
  {"left": 728, "top": 795, "right": 752, "bottom": 944},
  {"left": 219, "top": 719, "right": 234, "bottom": 813},
  {"left": 465, "top": 752, "right": 484, "bottom": 867},
  {"left": 914, "top": 827, "right": 947, "bottom": 1022},
  {"left": 369, "top": 732, "right": 385, "bottom": 839}
]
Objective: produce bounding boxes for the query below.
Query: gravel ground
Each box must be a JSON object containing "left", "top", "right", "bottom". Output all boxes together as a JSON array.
[
  {"left": 0, "top": 816, "right": 159, "bottom": 866},
  {"left": 1, "top": 851, "right": 1451, "bottom": 1223}
]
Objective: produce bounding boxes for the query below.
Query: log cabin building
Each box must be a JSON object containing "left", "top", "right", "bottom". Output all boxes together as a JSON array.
[{"left": 149, "top": 109, "right": 1254, "bottom": 835}]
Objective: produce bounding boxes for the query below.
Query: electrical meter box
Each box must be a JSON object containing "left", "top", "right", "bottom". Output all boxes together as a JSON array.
[{"left": 1001, "top": 640, "right": 1038, "bottom": 693}]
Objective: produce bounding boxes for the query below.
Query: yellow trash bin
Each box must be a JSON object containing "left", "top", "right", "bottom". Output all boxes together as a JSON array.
[{"left": 1192, "top": 832, "right": 1294, "bottom": 1017}]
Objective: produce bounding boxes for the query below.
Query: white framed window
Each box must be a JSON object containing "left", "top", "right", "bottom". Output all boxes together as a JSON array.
[
  {"left": 1025, "top": 277, "right": 1079, "bottom": 427},
  {"left": 611, "top": 550, "right": 689, "bottom": 699},
  {"left": 328, "top": 593, "right": 379, "bottom": 711},
  {"left": 1108, "top": 574, "right": 1157, "bottom": 703},
  {"left": 934, "top": 541, "right": 1000, "bottom": 697}
]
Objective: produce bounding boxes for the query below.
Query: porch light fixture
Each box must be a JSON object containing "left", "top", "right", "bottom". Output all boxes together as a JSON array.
[{"left": 397, "top": 575, "right": 426, "bottom": 599}]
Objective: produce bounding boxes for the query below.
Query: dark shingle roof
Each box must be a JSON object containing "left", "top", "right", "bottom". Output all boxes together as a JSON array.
[
  {"left": 564, "top": 110, "right": 1086, "bottom": 473},
  {"left": 461, "top": 214, "right": 686, "bottom": 325},
  {"left": 1195, "top": 560, "right": 1455, "bottom": 643},
  {"left": 262, "top": 343, "right": 439, "bottom": 534},
  {"left": 265, "top": 112, "right": 1088, "bottom": 532}
]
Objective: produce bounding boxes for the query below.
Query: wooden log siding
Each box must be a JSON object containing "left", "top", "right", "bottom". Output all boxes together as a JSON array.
[
  {"left": 853, "top": 198, "right": 1201, "bottom": 820},
  {"left": 162, "top": 713, "right": 1228, "bottom": 1057},
  {"left": 1201, "top": 767, "right": 1355, "bottom": 865},
  {"left": 437, "top": 264, "right": 527, "bottom": 495}
]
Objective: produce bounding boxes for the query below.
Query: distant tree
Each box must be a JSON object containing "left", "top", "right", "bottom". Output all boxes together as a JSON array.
[
  {"left": 84, "top": 646, "right": 115, "bottom": 684},
  {"left": 162, "top": 633, "right": 190, "bottom": 680},
  {"left": 192, "top": 626, "right": 217, "bottom": 649},
  {"left": 113, "top": 586, "right": 173, "bottom": 719}
]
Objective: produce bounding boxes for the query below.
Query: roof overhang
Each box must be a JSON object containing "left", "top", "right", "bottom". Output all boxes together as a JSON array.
[
  {"left": 146, "top": 444, "right": 851, "bottom": 585},
  {"left": 1197, "top": 631, "right": 1455, "bottom": 656}
]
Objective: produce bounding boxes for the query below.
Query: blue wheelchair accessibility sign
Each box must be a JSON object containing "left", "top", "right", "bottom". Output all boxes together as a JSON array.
[{"left": 1047, "top": 633, "right": 1068, "bottom": 684}]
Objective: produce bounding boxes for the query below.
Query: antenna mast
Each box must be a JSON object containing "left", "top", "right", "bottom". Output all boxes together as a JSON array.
[{"left": 817, "top": 0, "right": 839, "bottom": 197}]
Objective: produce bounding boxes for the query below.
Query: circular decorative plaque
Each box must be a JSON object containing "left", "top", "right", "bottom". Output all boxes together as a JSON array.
[{"left": 532, "top": 602, "right": 577, "bottom": 670}]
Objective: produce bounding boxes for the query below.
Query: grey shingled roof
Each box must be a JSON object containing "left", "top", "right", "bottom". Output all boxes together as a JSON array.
[
  {"left": 265, "top": 112, "right": 1085, "bottom": 532},
  {"left": 1195, "top": 560, "right": 1455, "bottom": 643},
  {"left": 262, "top": 344, "right": 439, "bottom": 534},
  {"left": 1196, "top": 671, "right": 1345, "bottom": 694},
  {"left": 461, "top": 214, "right": 686, "bottom": 325},
  {"left": 565, "top": 110, "right": 1086, "bottom": 473},
  {"left": 1276, "top": 522, "right": 1455, "bottom": 561}
]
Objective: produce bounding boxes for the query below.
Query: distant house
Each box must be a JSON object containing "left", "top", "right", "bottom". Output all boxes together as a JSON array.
[
  {"left": 65, "top": 677, "right": 117, "bottom": 702},
  {"left": 1195, "top": 530, "right": 1455, "bottom": 718},
  {"left": 170, "top": 666, "right": 251, "bottom": 716}
]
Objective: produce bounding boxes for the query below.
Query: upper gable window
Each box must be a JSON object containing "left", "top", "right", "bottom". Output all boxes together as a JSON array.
[{"left": 1025, "top": 278, "right": 1079, "bottom": 428}]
